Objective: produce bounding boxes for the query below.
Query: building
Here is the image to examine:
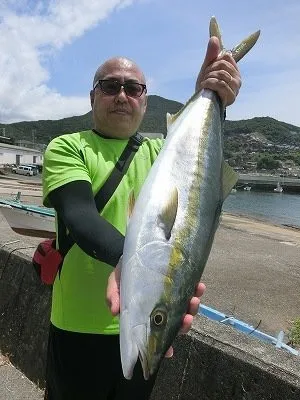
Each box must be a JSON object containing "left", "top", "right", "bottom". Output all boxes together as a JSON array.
[
  {"left": 0, "top": 143, "right": 43, "bottom": 166},
  {"left": 140, "top": 132, "right": 164, "bottom": 139}
]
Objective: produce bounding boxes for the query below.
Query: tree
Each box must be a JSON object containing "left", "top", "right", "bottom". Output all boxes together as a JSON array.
[{"left": 257, "top": 155, "right": 280, "bottom": 170}]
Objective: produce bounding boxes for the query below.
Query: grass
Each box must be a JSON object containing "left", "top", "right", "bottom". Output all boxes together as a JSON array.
[{"left": 288, "top": 318, "right": 300, "bottom": 349}]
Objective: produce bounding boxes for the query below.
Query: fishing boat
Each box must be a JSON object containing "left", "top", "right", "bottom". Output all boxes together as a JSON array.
[
  {"left": 243, "top": 185, "right": 251, "bottom": 191},
  {"left": 0, "top": 196, "right": 55, "bottom": 238},
  {"left": 274, "top": 182, "right": 283, "bottom": 193}
]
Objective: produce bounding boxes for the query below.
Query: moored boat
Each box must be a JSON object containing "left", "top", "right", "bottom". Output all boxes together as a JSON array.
[
  {"left": 0, "top": 198, "right": 55, "bottom": 238},
  {"left": 274, "top": 182, "right": 283, "bottom": 193}
]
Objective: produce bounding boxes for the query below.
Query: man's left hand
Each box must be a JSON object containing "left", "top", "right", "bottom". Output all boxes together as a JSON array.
[
  {"left": 195, "top": 36, "right": 242, "bottom": 107},
  {"left": 106, "top": 262, "right": 206, "bottom": 358}
]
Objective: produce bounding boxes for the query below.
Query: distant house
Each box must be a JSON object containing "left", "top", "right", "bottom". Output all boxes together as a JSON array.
[{"left": 0, "top": 143, "right": 43, "bottom": 166}]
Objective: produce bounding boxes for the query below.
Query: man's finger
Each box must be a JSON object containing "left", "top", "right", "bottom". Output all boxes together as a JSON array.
[
  {"left": 195, "top": 282, "right": 206, "bottom": 297},
  {"left": 195, "top": 37, "right": 221, "bottom": 92},
  {"left": 202, "top": 36, "right": 221, "bottom": 69},
  {"left": 106, "top": 272, "right": 120, "bottom": 316},
  {"left": 187, "top": 296, "right": 201, "bottom": 316},
  {"left": 165, "top": 347, "right": 174, "bottom": 358},
  {"left": 180, "top": 314, "right": 194, "bottom": 334}
]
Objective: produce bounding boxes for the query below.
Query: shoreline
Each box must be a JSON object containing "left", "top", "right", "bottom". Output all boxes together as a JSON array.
[
  {"left": 220, "top": 212, "right": 300, "bottom": 245},
  {"left": 0, "top": 174, "right": 299, "bottom": 241},
  {"left": 223, "top": 211, "right": 300, "bottom": 231}
]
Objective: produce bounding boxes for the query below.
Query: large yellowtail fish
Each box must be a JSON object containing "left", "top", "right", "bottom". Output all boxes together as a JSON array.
[{"left": 119, "top": 17, "right": 260, "bottom": 380}]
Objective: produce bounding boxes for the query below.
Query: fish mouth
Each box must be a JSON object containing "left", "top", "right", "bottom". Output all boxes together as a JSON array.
[
  {"left": 133, "top": 324, "right": 151, "bottom": 380},
  {"left": 134, "top": 325, "right": 163, "bottom": 380},
  {"left": 120, "top": 318, "right": 150, "bottom": 380},
  {"left": 138, "top": 347, "right": 150, "bottom": 380},
  {"left": 128, "top": 324, "right": 158, "bottom": 380}
]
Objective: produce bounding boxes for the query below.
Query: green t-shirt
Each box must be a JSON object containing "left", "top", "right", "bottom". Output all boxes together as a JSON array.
[{"left": 43, "top": 130, "right": 163, "bottom": 334}]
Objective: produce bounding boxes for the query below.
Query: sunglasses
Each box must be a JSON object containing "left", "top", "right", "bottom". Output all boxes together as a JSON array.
[{"left": 93, "top": 79, "right": 147, "bottom": 98}]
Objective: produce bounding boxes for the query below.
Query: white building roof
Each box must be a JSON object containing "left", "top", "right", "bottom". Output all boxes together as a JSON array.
[
  {"left": 0, "top": 143, "right": 42, "bottom": 154},
  {"left": 140, "top": 132, "right": 164, "bottom": 139}
]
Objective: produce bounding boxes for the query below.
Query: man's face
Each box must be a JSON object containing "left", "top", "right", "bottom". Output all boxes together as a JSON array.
[{"left": 90, "top": 59, "right": 147, "bottom": 139}]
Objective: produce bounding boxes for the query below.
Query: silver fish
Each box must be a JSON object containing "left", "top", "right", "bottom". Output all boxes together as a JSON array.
[{"left": 119, "top": 16, "right": 260, "bottom": 380}]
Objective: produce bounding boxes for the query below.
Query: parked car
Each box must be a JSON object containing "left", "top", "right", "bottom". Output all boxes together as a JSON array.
[
  {"left": 13, "top": 165, "right": 34, "bottom": 176},
  {"left": 25, "top": 164, "right": 39, "bottom": 175}
]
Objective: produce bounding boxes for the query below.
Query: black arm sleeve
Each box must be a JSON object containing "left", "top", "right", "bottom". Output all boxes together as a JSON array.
[{"left": 48, "top": 180, "right": 124, "bottom": 267}]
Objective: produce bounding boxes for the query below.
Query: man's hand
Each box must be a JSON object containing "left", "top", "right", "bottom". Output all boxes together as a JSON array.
[
  {"left": 195, "top": 36, "right": 242, "bottom": 107},
  {"left": 106, "top": 261, "right": 121, "bottom": 317},
  {"left": 106, "top": 261, "right": 206, "bottom": 358}
]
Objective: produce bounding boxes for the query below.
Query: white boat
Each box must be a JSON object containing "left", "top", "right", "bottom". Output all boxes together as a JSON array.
[
  {"left": 274, "top": 182, "right": 283, "bottom": 193},
  {"left": 0, "top": 198, "right": 55, "bottom": 238},
  {"left": 243, "top": 185, "right": 251, "bottom": 191}
]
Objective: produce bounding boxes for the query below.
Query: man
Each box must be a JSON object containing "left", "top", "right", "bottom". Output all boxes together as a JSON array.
[{"left": 42, "top": 36, "right": 241, "bottom": 399}]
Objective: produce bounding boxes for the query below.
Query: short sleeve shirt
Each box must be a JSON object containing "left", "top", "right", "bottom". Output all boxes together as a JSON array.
[{"left": 43, "top": 130, "right": 163, "bottom": 334}]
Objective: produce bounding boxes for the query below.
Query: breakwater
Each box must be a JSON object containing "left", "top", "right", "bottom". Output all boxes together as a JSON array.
[{"left": 237, "top": 174, "right": 300, "bottom": 193}]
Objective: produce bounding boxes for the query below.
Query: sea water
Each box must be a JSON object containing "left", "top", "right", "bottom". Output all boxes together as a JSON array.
[{"left": 223, "top": 190, "right": 300, "bottom": 228}]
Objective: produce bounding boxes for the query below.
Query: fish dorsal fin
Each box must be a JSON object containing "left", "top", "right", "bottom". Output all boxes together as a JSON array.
[
  {"left": 222, "top": 161, "right": 239, "bottom": 200},
  {"left": 166, "top": 112, "right": 180, "bottom": 130},
  {"left": 208, "top": 16, "right": 260, "bottom": 63},
  {"left": 127, "top": 190, "right": 135, "bottom": 225},
  {"left": 158, "top": 187, "right": 178, "bottom": 240}
]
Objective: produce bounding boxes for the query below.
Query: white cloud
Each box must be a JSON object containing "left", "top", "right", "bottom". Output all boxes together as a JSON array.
[
  {"left": 1, "top": 0, "right": 300, "bottom": 128},
  {"left": 0, "top": 0, "right": 137, "bottom": 123}
]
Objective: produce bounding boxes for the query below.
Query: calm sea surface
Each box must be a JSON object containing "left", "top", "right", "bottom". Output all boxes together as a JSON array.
[{"left": 223, "top": 190, "right": 300, "bottom": 228}]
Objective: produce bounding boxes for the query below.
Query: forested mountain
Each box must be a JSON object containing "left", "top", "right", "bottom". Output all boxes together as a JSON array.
[{"left": 1, "top": 95, "right": 299, "bottom": 172}]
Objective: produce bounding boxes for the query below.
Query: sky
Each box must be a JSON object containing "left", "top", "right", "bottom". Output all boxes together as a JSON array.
[{"left": 0, "top": 0, "right": 299, "bottom": 127}]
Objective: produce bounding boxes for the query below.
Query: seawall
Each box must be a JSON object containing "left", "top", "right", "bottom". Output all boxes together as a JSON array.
[{"left": 0, "top": 241, "right": 299, "bottom": 399}]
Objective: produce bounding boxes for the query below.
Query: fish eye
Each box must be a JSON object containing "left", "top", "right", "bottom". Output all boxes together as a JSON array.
[{"left": 151, "top": 310, "right": 167, "bottom": 327}]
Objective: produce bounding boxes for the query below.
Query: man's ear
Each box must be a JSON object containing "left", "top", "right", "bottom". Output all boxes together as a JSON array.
[
  {"left": 143, "top": 95, "right": 147, "bottom": 113},
  {"left": 90, "top": 90, "right": 95, "bottom": 108}
]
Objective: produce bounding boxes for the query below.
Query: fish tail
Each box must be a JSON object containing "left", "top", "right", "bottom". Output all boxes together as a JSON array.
[
  {"left": 209, "top": 16, "right": 224, "bottom": 51},
  {"left": 209, "top": 16, "right": 260, "bottom": 63}
]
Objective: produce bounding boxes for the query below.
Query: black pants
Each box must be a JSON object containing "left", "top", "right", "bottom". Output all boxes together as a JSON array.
[{"left": 44, "top": 324, "right": 157, "bottom": 400}]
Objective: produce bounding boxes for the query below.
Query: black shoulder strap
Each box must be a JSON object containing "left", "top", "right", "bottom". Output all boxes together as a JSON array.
[
  {"left": 94, "top": 132, "right": 144, "bottom": 211},
  {"left": 58, "top": 132, "right": 144, "bottom": 257}
]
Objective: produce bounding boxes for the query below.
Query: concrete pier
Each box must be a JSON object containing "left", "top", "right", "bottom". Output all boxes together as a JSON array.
[{"left": 237, "top": 174, "right": 300, "bottom": 192}]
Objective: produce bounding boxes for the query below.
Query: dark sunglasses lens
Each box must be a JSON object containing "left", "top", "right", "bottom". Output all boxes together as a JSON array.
[
  {"left": 99, "top": 80, "right": 144, "bottom": 97},
  {"left": 100, "top": 81, "right": 120, "bottom": 95},
  {"left": 124, "top": 83, "right": 143, "bottom": 97}
]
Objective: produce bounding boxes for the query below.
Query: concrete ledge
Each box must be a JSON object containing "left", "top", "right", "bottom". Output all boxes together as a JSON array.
[
  {"left": 0, "top": 245, "right": 51, "bottom": 387},
  {"left": 151, "top": 317, "right": 300, "bottom": 399},
  {"left": 0, "top": 244, "right": 299, "bottom": 399}
]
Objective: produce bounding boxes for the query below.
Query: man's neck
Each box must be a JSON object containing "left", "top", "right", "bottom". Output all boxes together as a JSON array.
[{"left": 92, "top": 127, "right": 134, "bottom": 140}]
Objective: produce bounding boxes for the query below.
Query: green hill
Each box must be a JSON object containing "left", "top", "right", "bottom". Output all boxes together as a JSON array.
[
  {"left": 0, "top": 95, "right": 299, "bottom": 149},
  {"left": 0, "top": 95, "right": 183, "bottom": 144}
]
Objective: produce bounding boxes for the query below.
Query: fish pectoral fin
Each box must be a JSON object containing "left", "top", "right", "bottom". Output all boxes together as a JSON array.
[
  {"left": 222, "top": 161, "right": 239, "bottom": 200},
  {"left": 158, "top": 187, "right": 178, "bottom": 240}
]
